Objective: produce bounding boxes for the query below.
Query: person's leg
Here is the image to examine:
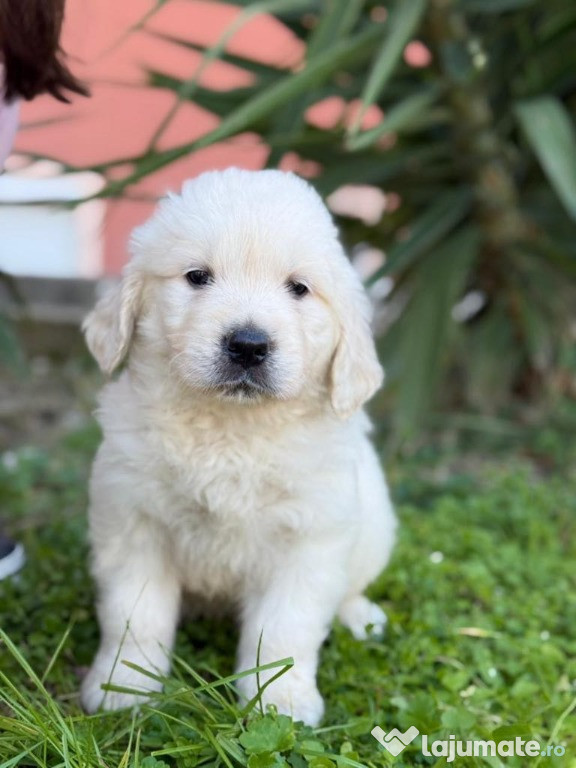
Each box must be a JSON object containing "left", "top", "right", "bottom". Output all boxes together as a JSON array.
[{"left": 0, "top": 530, "right": 25, "bottom": 580}]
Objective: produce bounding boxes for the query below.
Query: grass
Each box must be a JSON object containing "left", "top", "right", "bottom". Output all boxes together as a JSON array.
[{"left": 0, "top": 425, "right": 575, "bottom": 767}]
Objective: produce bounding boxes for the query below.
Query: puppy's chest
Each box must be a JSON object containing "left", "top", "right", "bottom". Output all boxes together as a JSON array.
[
  {"left": 134, "top": 416, "right": 356, "bottom": 596},
  {"left": 151, "top": 421, "right": 299, "bottom": 522},
  {"left": 146, "top": 424, "right": 307, "bottom": 594}
]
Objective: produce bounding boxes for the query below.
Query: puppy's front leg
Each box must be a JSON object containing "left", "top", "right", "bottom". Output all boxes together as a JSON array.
[
  {"left": 81, "top": 517, "right": 181, "bottom": 713},
  {"left": 236, "top": 540, "right": 347, "bottom": 726}
]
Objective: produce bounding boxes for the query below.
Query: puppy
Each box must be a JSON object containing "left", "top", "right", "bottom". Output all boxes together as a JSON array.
[{"left": 81, "top": 168, "right": 396, "bottom": 726}]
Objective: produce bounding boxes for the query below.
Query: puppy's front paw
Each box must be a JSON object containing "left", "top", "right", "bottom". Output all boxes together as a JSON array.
[
  {"left": 338, "top": 595, "right": 387, "bottom": 640},
  {"left": 81, "top": 657, "right": 162, "bottom": 713},
  {"left": 237, "top": 671, "right": 324, "bottom": 726}
]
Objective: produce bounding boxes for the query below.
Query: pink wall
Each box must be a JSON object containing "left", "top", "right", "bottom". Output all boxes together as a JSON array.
[{"left": 15, "top": 1, "right": 303, "bottom": 273}]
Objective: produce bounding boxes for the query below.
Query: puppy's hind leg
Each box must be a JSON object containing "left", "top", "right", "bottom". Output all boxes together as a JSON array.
[
  {"left": 338, "top": 595, "right": 387, "bottom": 640},
  {"left": 339, "top": 443, "right": 397, "bottom": 641},
  {"left": 81, "top": 513, "right": 181, "bottom": 713}
]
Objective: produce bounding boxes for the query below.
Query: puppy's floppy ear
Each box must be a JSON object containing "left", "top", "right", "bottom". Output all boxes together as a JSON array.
[
  {"left": 329, "top": 266, "right": 384, "bottom": 419},
  {"left": 82, "top": 268, "right": 142, "bottom": 373}
]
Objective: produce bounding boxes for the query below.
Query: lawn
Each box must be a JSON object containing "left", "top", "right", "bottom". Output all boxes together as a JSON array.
[{"left": 0, "top": 423, "right": 575, "bottom": 767}]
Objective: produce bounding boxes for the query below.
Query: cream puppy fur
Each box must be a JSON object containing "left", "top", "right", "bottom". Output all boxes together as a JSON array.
[{"left": 81, "top": 168, "right": 396, "bottom": 726}]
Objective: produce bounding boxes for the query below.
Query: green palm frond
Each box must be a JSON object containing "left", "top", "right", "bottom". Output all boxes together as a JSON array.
[{"left": 77, "top": 0, "right": 576, "bottom": 437}]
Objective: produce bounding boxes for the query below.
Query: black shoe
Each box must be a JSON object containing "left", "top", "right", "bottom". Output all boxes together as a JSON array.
[{"left": 0, "top": 533, "right": 25, "bottom": 580}]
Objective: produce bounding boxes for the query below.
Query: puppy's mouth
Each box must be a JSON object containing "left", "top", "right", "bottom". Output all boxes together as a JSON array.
[{"left": 214, "top": 370, "right": 275, "bottom": 400}]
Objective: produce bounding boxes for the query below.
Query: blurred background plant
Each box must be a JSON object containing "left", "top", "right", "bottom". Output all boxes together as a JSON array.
[
  {"left": 4, "top": 0, "right": 576, "bottom": 444},
  {"left": 89, "top": 0, "right": 576, "bottom": 440}
]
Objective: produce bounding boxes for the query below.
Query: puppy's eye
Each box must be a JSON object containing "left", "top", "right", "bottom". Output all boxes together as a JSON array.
[
  {"left": 287, "top": 280, "right": 309, "bottom": 298},
  {"left": 186, "top": 269, "right": 212, "bottom": 288}
]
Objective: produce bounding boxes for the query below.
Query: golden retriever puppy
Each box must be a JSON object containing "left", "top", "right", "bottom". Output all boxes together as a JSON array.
[{"left": 81, "top": 168, "right": 396, "bottom": 725}]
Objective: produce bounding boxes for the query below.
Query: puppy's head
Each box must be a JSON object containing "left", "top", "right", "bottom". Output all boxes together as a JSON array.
[{"left": 84, "top": 169, "right": 382, "bottom": 417}]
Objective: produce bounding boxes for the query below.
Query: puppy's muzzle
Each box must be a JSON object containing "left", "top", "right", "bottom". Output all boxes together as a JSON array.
[{"left": 225, "top": 327, "right": 270, "bottom": 369}]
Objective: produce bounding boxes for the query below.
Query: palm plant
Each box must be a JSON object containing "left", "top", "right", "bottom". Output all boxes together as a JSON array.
[{"left": 84, "top": 0, "right": 576, "bottom": 437}]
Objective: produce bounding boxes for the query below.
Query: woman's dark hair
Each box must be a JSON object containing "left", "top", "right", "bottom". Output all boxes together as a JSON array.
[{"left": 0, "top": 0, "right": 89, "bottom": 102}]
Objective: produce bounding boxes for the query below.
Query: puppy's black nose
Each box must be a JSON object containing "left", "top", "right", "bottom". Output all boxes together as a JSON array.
[{"left": 226, "top": 328, "right": 270, "bottom": 368}]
